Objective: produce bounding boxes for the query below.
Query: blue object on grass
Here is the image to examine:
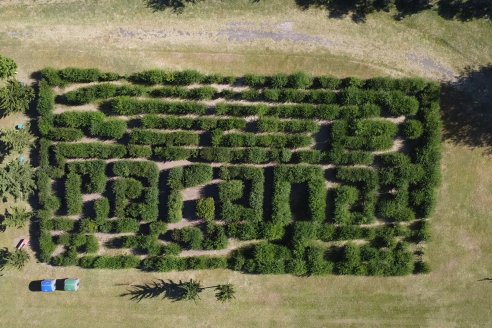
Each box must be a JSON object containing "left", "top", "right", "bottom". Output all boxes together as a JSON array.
[
  {"left": 41, "top": 280, "right": 56, "bottom": 293},
  {"left": 16, "top": 123, "right": 24, "bottom": 130},
  {"left": 18, "top": 155, "right": 25, "bottom": 165}
]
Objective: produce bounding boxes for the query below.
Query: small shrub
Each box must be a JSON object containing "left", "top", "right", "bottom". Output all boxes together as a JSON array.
[{"left": 196, "top": 197, "right": 215, "bottom": 221}]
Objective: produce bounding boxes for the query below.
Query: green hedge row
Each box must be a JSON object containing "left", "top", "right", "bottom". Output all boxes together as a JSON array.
[
  {"left": 256, "top": 117, "right": 319, "bottom": 133},
  {"left": 128, "top": 69, "right": 236, "bottom": 86},
  {"left": 140, "top": 115, "right": 246, "bottom": 131},
  {"left": 215, "top": 103, "right": 380, "bottom": 120},
  {"left": 340, "top": 88, "right": 419, "bottom": 116},
  {"left": 129, "top": 129, "right": 200, "bottom": 146},
  {"left": 165, "top": 165, "right": 213, "bottom": 222},
  {"left": 111, "top": 178, "right": 159, "bottom": 221},
  {"left": 199, "top": 147, "right": 292, "bottom": 163},
  {"left": 112, "top": 160, "right": 159, "bottom": 184},
  {"left": 242, "top": 74, "right": 432, "bottom": 94},
  {"left": 65, "top": 173, "right": 83, "bottom": 215},
  {"left": 149, "top": 86, "right": 337, "bottom": 104},
  {"left": 219, "top": 166, "right": 264, "bottom": 222},
  {"left": 330, "top": 119, "right": 398, "bottom": 151},
  {"left": 43, "top": 67, "right": 434, "bottom": 95},
  {"left": 335, "top": 167, "right": 379, "bottom": 224},
  {"left": 149, "top": 86, "right": 217, "bottom": 100},
  {"left": 53, "top": 111, "right": 127, "bottom": 140},
  {"left": 59, "top": 84, "right": 145, "bottom": 105},
  {"left": 41, "top": 67, "right": 122, "bottom": 87},
  {"left": 48, "top": 127, "right": 84, "bottom": 141},
  {"left": 270, "top": 166, "right": 326, "bottom": 240},
  {"left": 108, "top": 96, "right": 207, "bottom": 115},
  {"left": 142, "top": 255, "right": 228, "bottom": 272},
  {"left": 216, "top": 132, "right": 312, "bottom": 148},
  {"left": 335, "top": 242, "right": 414, "bottom": 276},
  {"left": 55, "top": 143, "right": 127, "bottom": 158},
  {"left": 171, "top": 223, "right": 227, "bottom": 250},
  {"left": 37, "top": 80, "right": 55, "bottom": 136},
  {"left": 153, "top": 146, "right": 293, "bottom": 163},
  {"left": 66, "top": 160, "right": 107, "bottom": 193},
  {"left": 78, "top": 255, "right": 141, "bottom": 269}
]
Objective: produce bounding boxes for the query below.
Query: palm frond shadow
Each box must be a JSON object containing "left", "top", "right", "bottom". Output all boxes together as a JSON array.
[{"left": 120, "top": 279, "right": 186, "bottom": 302}]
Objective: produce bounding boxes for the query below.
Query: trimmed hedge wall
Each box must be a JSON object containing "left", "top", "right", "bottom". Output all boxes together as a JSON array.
[
  {"left": 55, "top": 143, "right": 127, "bottom": 158},
  {"left": 41, "top": 67, "right": 121, "bottom": 87},
  {"left": 59, "top": 84, "right": 145, "bottom": 105},
  {"left": 129, "top": 129, "right": 200, "bottom": 146},
  {"left": 217, "top": 132, "right": 312, "bottom": 148},
  {"left": 109, "top": 97, "right": 207, "bottom": 115},
  {"left": 270, "top": 166, "right": 326, "bottom": 240},
  {"left": 35, "top": 70, "right": 440, "bottom": 276},
  {"left": 140, "top": 115, "right": 246, "bottom": 131},
  {"left": 219, "top": 166, "right": 264, "bottom": 222}
]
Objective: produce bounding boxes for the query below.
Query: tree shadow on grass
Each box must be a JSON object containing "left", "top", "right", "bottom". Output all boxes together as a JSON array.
[
  {"left": 294, "top": 0, "right": 490, "bottom": 22},
  {"left": 120, "top": 279, "right": 185, "bottom": 302},
  {"left": 145, "top": 0, "right": 202, "bottom": 13},
  {"left": 441, "top": 65, "right": 492, "bottom": 153}
]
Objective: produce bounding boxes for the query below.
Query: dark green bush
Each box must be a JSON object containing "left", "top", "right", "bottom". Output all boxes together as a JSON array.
[
  {"left": 65, "top": 173, "right": 82, "bottom": 215},
  {"left": 167, "top": 191, "right": 183, "bottom": 223},
  {"left": 196, "top": 197, "right": 215, "bottom": 221},
  {"left": 84, "top": 235, "right": 99, "bottom": 253},
  {"left": 243, "top": 74, "right": 267, "bottom": 87},
  {"left": 153, "top": 146, "right": 197, "bottom": 161},
  {"left": 90, "top": 119, "right": 127, "bottom": 139},
  {"left": 268, "top": 74, "right": 288, "bottom": 88},
  {"left": 161, "top": 243, "right": 182, "bottom": 256},
  {"left": 142, "top": 256, "right": 184, "bottom": 272},
  {"left": 315, "top": 76, "right": 342, "bottom": 89},
  {"left": 54, "top": 111, "right": 105, "bottom": 129},
  {"left": 202, "top": 223, "right": 227, "bottom": 250},
  {"left": 94, "top": 197, "right": 110, "bottom": 223},
  {"left": 305, "top": 246, "right": 333, "bottom": 275},
  {"left": 66, "top": 160, "right": 106, "bottom": 193},
  {"left": 182, "top": 164, "right": 213, "bottom": 188},
  {"left": 401, "top": 119, "right": 424, "bottom": 139},
  {"left": 174, "top": 70, "right": 204, "bottom": 85},
  {"left": 128, "top": 69, "right": 171, "bottom": 85},
  {"left": 172, "top": 227, "right": 203, "bottom": 250},
  {"left": 246, "top": 242, "right": 292, "bottom": 274},
  {"left": 335, "top": 243, "right": 365, "bottom": 275},
  {"left": 48, "top": 127, "right": 84, "bottom": 141},
  {"left": 288, "top": 72, "right": 313, "bottom": 89},
  {"left": 127, "top": 145, "right": 152, "bottom": 158},
  {"left": 113, "top": 218, "right": 140, "bottom": 233}
]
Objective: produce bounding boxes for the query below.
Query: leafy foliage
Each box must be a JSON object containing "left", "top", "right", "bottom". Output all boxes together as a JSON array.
[
  {"left": 0, "top": 161, "right": 35, "bottom": 201},
  {"left": 2, "top": 206, "right": 31, "bottom": 229},
  {"left": 0, "top": 80, "right": 34, "bottom": 116},
  {"left": 0, "top": 55, "right": 17, "bottom": 79}
]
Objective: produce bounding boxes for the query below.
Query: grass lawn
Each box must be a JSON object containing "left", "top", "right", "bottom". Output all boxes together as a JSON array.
[
  {"left": 0, "top": 1, "right": 491, "bottom": 327},
  {"left": 0, "top": 0, "right": 491, "bottom": 82}
]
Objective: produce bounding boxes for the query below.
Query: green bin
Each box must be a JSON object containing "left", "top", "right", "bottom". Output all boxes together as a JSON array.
[{"left": 64, "top": 278, "right": 80, "bottom": 292}]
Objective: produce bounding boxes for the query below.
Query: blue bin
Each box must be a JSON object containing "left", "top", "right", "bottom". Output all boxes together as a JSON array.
[{"left": 41, "top": 280, "right": 56, "bottom": 293}]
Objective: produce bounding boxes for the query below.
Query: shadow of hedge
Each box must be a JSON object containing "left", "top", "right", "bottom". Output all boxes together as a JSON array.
[
  {"left": 441, "top": 65, "right": 492, "bottom": 152},
  {"left": 145, "top": 0, "right": 202, "bottom": 13}
]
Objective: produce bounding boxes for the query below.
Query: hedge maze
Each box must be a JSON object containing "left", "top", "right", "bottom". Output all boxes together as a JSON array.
[{"left": 35, "top": 68, "right": 439, "bottom": 275}]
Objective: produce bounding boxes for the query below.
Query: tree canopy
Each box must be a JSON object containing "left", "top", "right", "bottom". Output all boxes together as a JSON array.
[
  {"left": 0, "top": 80, "right": 34, "bottom": 116},
  {"left": 0, "top": 55, "right": 17, "bottom": 79}
]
